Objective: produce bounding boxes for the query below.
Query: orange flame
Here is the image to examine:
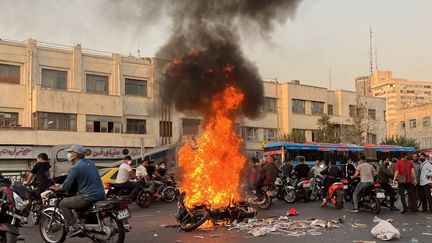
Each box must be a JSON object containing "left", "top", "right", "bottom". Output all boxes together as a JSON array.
[{"left": 179, "top": 86, "right": 246, "bottom": 208}]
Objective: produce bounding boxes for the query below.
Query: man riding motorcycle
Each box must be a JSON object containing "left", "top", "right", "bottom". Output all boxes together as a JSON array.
[
  {"left": 350, "top": 155, "right": 377, "bottom": 213},
  {"left": 49, "top": 144, "right": 105, "bottom": 238},
  {"left": 377, "top": 158, "right": 399, "bottom": 211},
  {"left": 253, "top": 155, "right": 278, "bottom": 203},
  {"left": 320, "top": 160, "right": 343, "bottom": 205},
  {"left": 116, "top": 156, "right": 140, "bottom": 201}
]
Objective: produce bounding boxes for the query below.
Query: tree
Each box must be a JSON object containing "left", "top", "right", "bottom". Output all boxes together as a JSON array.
[
  {"left": 381, "top": 135, "right": 420, "bottom": 149},
  {"left": 315, "top": 114, "right": 338, "bottom": 143},
  {"left": 342, "top": 97, "right": 375, "bottom": 145},
  {"left": 277, "top": 131, "right": 306, "bottom": 143}
]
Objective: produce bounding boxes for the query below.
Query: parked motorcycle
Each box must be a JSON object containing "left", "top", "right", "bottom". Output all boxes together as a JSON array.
[
  {"left": 39, "top": 190, "right": 130, "bottom": 243},
  {"left": 153, "top": 178, "right": 177, "bottom": 203},
  {"left": 321, "top": 179, "right": 344, "bottom": 209},
  {"left": 310, "top": 175, "right": 324, "bottom": 201},
  {"left": 0, "top": 177, "right": 26, "bottom": 243},
  {"left": 284, "top": 177, "right": 311, "bottom": 203},
  {"left": 106, "top": 180, "right": 153, "bottom": 208},
  {"left": 175, "top": 192, "right": 255, "bottom": 232}
]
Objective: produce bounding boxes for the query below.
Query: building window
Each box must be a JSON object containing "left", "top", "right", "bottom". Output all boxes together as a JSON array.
[
  {"left": 0, "top": 112, "right": 19, "bottom": 127},
  {"left": 292, "top": 99, "right": 305, "bottom": 114},
  {"left": 159, "top": 121, "right": 173, "bottom": 137},
  {"left": 86, "top": 115, "right": 121, "bottom": 133},
  {"left": 349, "top": 105, "right": 356, "bottom": 117},
  {"left": 327, "top": 104, "right": 334, "bottom": 116},
  {"left": 400, "top": 121, "right": 405, "bottom": 129},
  {"left": 292, "top": 129, "right": 306, "bottom": 138},
  {"left": 409, "top": 119, "right": 416, "bottom": 128},
  {"left": 126, "top": 119, "right": 146, "bottom": 134},
  {"left": 311, "top": 101, "right": 324, "bottom": 115},
  {"left": 423, "top": 116, "right": 430, "bottom": 127},
  {"left": 264, "top": 128, "right": 277, "bottom": 141},
  {"left": 368, "top": 109, "right": 376, "bottom": 120},
  {"left": 263, "top": 97, "right": 276, "bottom": 112},
  {"left": 86, "top": 74, "right": 109, "bottom": 94},
  {"left": 125, "top": 78, "right": 147, "bottom": 97},
  {"left": 367, "top": 133, "right": 377, "bottom": 144},
  {"left": 182, "top": 119, "right": 201, "bottom": 135},
  {"left": 243, "top": 127, "right": 258, "bottom": 141},
  {"left": 34, "top": 112, "right": 76, "bottom": 131},
  {"left": 0, "top": 63, "right": 20, "bottom": 84},
  {"left": 41, "top": 69, "right": 67, "bottom": 90}
]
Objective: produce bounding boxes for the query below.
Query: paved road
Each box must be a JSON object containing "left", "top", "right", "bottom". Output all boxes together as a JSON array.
[{"left": 20, "top": 199, "right": 432, "bottom": 243}]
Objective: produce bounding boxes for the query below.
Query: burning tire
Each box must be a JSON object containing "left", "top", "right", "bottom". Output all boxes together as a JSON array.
[{"left": 180, "top": 211, "right": 210, "bottom": 232}]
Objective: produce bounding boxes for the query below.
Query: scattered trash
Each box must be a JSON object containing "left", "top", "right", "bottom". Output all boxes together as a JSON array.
[
  {"left": 422, "top": 232, "right": 432, "bottom": 236},
  {"left": 175, "top": 240, "right": 182, "bottom": 243},
  {"left": 153, "top": 234, "right": 158, "bottom": 237},
  {"left": 353, "top": 241, "right": 376, "bottom": 243},
  {"left": 226, "top": 216, "right": 344, "bottom": 238},
  {"left": 287, "top": 208, "right": 299, "bottom": 216},
  {"left": 351, "top": 223, "right": 367, "bottom": 228},
  {"left": 209, "top": 234, "right": 222, "bottom": 238},
  {"left": 193, "top": 235, "right": 205, "bottom": 239},
  {"left": 161, "top": 224, "right": 180, "bottom": 228},
  {"left": 371, "top": 217, "right": 400, "bottom": 241}
]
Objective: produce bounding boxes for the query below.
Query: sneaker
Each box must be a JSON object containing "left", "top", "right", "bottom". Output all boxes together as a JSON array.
[
  {"left": 350, "top": 209, "right": 359, "bottom": 213},
  {"left": 67, "top": 225, "right": 83, "bottom": 238}
]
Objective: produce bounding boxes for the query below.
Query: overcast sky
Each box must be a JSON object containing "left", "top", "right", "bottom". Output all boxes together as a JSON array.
[{"left": 1, "top": 0, "right": 431, "bottom": 90}]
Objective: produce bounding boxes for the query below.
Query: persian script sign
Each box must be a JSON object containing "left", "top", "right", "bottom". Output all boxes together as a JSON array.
[{"left": 0, "top": 146, "right": 33, "bottom": 159}]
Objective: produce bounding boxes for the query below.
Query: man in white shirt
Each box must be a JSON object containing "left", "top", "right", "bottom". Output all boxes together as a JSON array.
[
  {"left": 136, "top": 160, "right": 150, "bottom": 181},
  {"left": 116, "top": 156, "right": 138, "bottom": 200},
  {"left": 419, "top": 152, "right": 432, "bottom": 213}
]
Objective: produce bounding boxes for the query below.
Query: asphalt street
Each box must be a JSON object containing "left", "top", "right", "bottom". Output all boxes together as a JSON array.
[{"left": 20, "top": 199, "right": 432, "bottom": 243}]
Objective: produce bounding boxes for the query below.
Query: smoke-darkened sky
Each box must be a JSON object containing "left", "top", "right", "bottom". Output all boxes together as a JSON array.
[{"left": 1, "top": 0, "right": 432, "bottom": 90}]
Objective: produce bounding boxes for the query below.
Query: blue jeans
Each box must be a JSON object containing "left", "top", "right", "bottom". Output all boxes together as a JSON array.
[{"left": 353, "top": 182, "right": 372, "bottom": 209}]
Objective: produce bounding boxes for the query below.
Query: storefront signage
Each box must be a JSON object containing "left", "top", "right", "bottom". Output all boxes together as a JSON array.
[{"left": 0, "top": 146, "right": 33, "bottom": 159}]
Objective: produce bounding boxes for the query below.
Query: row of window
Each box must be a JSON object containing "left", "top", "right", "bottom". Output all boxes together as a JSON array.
[
  {"left": 400, "top": 116, "right": 431, "bottom": 129},
  {"left": 241, "top": 127, "right": 277, "bottom": 141},
  {"left": 0, "top": 63, "right": 148, "bottom": 96},
  {"left": 292, "top": 99, "right": 325, "bottom": 115},
  {"left": 348, "top": 105, "right": 377, "bottom": 119}
]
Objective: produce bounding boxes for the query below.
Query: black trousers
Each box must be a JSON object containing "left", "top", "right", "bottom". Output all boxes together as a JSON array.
[
  {"left": 398, "top": 183, "right": 415, "bottom": 211},
  {"left": 421, "top": 184, "right": 432, "bottom": 212},
  {"left": 380, "top": 181, "right": 397, "bottom": 207}
]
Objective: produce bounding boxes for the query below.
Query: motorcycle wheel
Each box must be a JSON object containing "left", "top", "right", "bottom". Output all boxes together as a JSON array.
[
  {"left": 283, "top": 188, "right": 296, "bottom": 203},
  {"left": 335, "top": 190, "right": 344, "bottom": 209},
  {"left": 136, "top": 191, "right": 153, "bottom": 208},
  {"left": 304, "top": 190, "right": 310, "bottom": 203},
  {"left": 99, "top": 214, "right": 126, "bottom": 243},
  {"left": 180, "top": 211, "right": 210, "bottom": 232},
  {"left": 344, "top": 191, "right": 352, "bottom": 202},
  {"left": 30, "top": 200, "right": 42, "bottom": 225},
  {"left": 257, "top": 194, "right": 272, "bottom": 210},
  {"left": 310, "top": 186, "right": 319, "bottom": 201},
  {"left": 162, "top": 187, "right": 176, "bottom": 203},
  {"left": 371, "top": 195, "right": 381, "bottom": 214},
  {"left": 39, "top": 210, "right": 67, "bottom": 243}
]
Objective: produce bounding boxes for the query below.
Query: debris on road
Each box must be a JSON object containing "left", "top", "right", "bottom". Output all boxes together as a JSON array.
[
  {"left": 193, "top": 235, "right": 205, "bottom": 239},
  {"left": 351, "top": 223, "right": 367, "bottom": 228},
  {"left": 353, "top": 241, "right": 376, "bottom": 243},
  {"left": 287, "top": 208, "right": 299, "bottom": 216},
  {"left": 370, "top": 216, "right": 400, "bottom": 241},
  {"left": 226, "top": 215, "right": 344, "bottom": 237}
]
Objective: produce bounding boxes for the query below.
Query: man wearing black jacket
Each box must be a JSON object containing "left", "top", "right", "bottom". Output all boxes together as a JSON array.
[
  {"left": 378, "top": 158, "right": 399, "bottom": 211},
  {"left": 321, "top": 160, "right": 343, "bottom": 203}
]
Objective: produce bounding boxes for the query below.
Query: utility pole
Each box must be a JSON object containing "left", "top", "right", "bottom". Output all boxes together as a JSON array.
[
  {"left": 375, "top": 44, "right": 378, "bottom": 71},
  {"left": 369, "top": 25, "right": 374, "bottom": 74},
  {"left": 329, "top": 68, "right": 332, "bottom": 90}
]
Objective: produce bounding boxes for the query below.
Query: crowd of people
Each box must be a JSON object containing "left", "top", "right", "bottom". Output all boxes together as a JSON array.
[{"left": 243, "top": 152, "right": 432, "bottom": 214}]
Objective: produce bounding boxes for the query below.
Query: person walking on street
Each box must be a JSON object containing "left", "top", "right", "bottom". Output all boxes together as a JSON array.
[
  {"left": 350, "top": 155, "right": 376, "bottom": 213},
  {"left": 377, "top": 158, "right": 399, "bottom": 211},
  {"left": 393, "top": 154, "right": 417, "bottom": 214},
  {"left": 412, "top": 152, "right": 421, "bottom": 212},
  {"left": 419, "top": 152, "right": 432, "bottom": 213}
]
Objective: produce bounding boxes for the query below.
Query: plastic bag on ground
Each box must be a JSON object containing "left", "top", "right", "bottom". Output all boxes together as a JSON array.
[{"left": 370, "top": 220, "right": 400, "bottom": 241}]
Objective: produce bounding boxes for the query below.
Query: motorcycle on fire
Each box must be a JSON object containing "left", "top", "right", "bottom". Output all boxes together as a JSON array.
[
  {"left": 175, "top": 192, "right": 255, "bottom": 232},
  {"left": 39, "top": 190, "right": 131, "bottom": 243}
]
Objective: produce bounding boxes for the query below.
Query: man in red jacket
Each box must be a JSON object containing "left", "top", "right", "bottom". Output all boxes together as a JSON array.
[{"left": 393, "top": 154, "right": 417, "bottom": 214}]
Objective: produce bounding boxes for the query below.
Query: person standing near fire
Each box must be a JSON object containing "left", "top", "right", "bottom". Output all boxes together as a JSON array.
[
  {"left": 393, "top": 154, "right": 417, "bottom": 214},
  {"left": 253, "top": 155, "right": 278, "bottom": 203}
]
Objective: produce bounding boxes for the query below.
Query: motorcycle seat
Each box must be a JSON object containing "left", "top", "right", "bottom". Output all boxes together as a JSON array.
[
  {"left": 332, "top": 182, "right": 343, "bottom": 185},
  {"left": 94, "top": 200, "right": 119, "bottom": 210}
]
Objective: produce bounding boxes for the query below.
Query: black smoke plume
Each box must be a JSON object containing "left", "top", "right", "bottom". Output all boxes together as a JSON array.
[{"left": 157, "top": 0, "right": 302, "bottom": 118}]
